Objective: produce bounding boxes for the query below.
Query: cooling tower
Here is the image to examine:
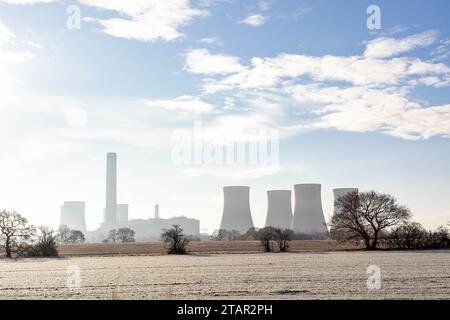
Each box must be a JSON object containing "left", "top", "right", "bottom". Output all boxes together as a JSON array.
[
  {"left": 220, "top": 186, "right": 254, "bottom": 234},
  {"left": 292, "top": 184, "right": 328, "bottom": 235},
  {"left": 117, "top": 204, "right": 128, "bottom": 223},
  {"left": 104, "top": 152, "right": 117, "bottom": 231},
  {"left": 265, "top": 190, "right": 293, "bottom": 229},
  {"left": 333, "top": 188, "right": 358, "bottom": 215},
  {"left": 59, "top": 201, "right": 87, "bottom": 233}
]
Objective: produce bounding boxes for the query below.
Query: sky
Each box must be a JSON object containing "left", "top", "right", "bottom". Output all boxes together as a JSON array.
[{"left": 0, "top": 0, "right": 449, "bottom": 233}]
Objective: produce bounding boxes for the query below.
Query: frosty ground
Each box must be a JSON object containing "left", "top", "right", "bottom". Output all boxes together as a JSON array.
[{"left": 1, "top": 250, "right": 449, "bottom": 299}]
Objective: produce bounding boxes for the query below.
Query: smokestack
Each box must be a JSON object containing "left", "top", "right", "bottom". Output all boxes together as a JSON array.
[
  {"left": 104, "top": 152, "right": 117, "bottom": 231},
  {"left": 59, "top": 201, "right": 87, "bottom": 233},
  {"left": 154, "top": 204, "right": 159, "bottom": 219},
  {"left": 265, "top": 190, "right": 293, "bottom": 229},
  {"left": 292, "top": 184, "right": 328, "bottom": 235},
  {"left": 220, "top": 186, "right": 254, "bottom": 234},
  {"left": 333, "top": 188, "right": 358, "bottom": 215}
]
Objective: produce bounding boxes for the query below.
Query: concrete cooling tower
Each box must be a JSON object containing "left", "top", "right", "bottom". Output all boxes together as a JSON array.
[
  {"left": 59, "top": 201, "right": 87, "bottom": 233},
  {"left": 265, "top": 190, "right": 293, "bottom": 229},
  {"left": 220, "top": 186, "right": 254, "bottom": 234},
  {"left": 292, "top": 184, "right": 328, "bottom": 235},
  {"left": 333, "top": 188, "right": 358, "bottom": 215}
]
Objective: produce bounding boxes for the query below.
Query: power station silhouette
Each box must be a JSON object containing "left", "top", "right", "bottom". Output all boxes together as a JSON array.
[
  {"left": 219, "top": 184, "right": 359, "bottom": 236},
  {"left": 59, "top": 153, "right": 200, "bottom": 242},
  {"left": 59, "top": 152, "right": 358, "bottom": 241}
]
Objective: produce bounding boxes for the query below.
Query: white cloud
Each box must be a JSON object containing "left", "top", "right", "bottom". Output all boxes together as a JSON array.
[
  {"left": 185, "top": 48, "right": 246, "bottom": 74},
  {"left": 199, "top": 37, "right": 222, "bottom": 45},
  {"left": 146, "top": 95, "right": 216, "bottom": 114},
  {"left": 80, "top": 0, "right": 208, "bottom": 42},
  {"left": 183, "top": 31, "right": 450, "bottom": 141},
  {"left": 241, "top": 14, "right": 267, "bottom": 27},
  {"left": 0, "top": 0, "right": 58, "bottom": 4},
  {"left": 364, "top": 30, "right": 439, "bottom": 58}
]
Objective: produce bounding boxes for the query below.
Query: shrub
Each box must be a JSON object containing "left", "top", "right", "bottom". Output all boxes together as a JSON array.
[{"left": 161, "top": 225, "right": 190, "bottom": 254}]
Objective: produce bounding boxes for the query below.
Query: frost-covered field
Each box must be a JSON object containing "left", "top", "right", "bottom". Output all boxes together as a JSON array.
[{"left": 1, "top": 251, "right": 449, "bottom": 300}]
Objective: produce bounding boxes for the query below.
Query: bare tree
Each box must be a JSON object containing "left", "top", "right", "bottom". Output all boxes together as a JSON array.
[
  {"left": 387, "top": 222, "right": 427, "bottom": 249},
  {"left": 161, "top": 225, "right": 190, "bottom": 254},
  {"left": 117, "top": 228, "right": 135, "bottom": 242},
  {"left": 330, "top": 191, "right": 411, "bottom": 250},
  {"left": 67, "top": 230, "right": 85, "bottom": 244},
  {"left": 0, "top": 210, "right": 35, "bottom": 258},
  {"left": 58, "top": 226, "right": 85, "bottom": 244},
  {"left": 257, "top": 227, "right": 276, "bottom": 252},
  {"left": 274, "top": 228, "right": 294, "bottom": 252},
  {"left": 105, "top": 229, "right": 119, "bottom": 243},
  {"left": 57, "top": 225, "right": 71, "bottom": 243}
]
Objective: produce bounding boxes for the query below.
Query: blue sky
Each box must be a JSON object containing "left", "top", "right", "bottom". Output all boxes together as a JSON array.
[{"left": 0, "top": 0, "right": 449, "bottom": 232}]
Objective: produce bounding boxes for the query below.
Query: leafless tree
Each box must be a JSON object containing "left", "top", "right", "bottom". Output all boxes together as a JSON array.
[
  {"left": 57, "top": 225, "right": 71, "bottom": 243},
  {"left": 161, "top": 225, "right": 190, "bottom": 254},
  {"left": 274, "top": 228, "right": 294, "bottom": 252},
  {"left": 57, "top": 226, "right": 85, "bottom": 244},
  {"left": 387, "top": 222, "right": 427, "bottom": 249},
  {"left": 106, "top": 229, "right": 119, "bottom": 243},
  {"left": 257, "top": 227, "right": 277, "bottom": 252},
  {"left": 68, "top": 230, "right": 85, "bottom": 244},
  {"left": 0, "top": 210, "right": 35, "bottom": 258},
  {"left": 330, "top": 191, "right": 411, "bottom": 250},
  {"left": 117, "top": 228, "right": 135, "bottom": 242}
]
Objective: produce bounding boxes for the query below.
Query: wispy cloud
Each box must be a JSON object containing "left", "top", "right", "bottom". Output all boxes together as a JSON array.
[
  {"left": 183, "top": 31, "right": 450, "bottom": 141},
  {"left": 185, "top": 48, "right": 246, "bottom": 74},
  {"left": 241, "top": 14, "right": 267, "bottom": 27},
  {"left": 80, "top": 0, "right": 208, "bottom": 42},
  {"left": 146, "top": 96, "right": 216, "bottom": 115},
  {"left": 0, "top": 0, "right": 58, "bottom": 4},
  {"left": 364, "top": 30, "right": 439, "bottom": 58}
]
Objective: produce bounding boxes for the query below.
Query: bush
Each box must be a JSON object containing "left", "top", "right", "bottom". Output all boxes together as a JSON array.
[
  {"left": 386, "top": 223, "right": 450, "bottom": 249},
  {"left": 32, "top": 226, "right": 59, "bottom": 257},
  {"left": 161, "top": 225, "right": 190, "bottom": 254}
]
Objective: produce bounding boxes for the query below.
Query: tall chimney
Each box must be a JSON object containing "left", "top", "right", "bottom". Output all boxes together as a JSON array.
[
  {"left": 104, "top": 152, "right": 117, "bottom": 231},
  {"left": 154, "top": 204, "right": 159, "bottom": 219}
]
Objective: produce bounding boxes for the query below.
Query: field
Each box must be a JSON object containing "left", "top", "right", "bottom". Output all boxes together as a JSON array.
[
  {"left": 57, "top": 240, "right": 355, "bottom": 256},
  {"left": 1, "top": 249, "right": 449, "bottom": 299}
]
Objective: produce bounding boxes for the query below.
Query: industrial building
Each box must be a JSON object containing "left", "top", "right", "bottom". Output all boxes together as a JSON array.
[
  {"left": 63, "top": 152, "right": 200, "bottom": 242},
  {"left": 59, "top": 201, "right": 87, "bottom": 233},
  {"left": 264, "top": 190, "right": 293, "bottom": 229},
  {"left": 220, "top": 186, "right": 254, "bottom": 234},
  {"left": 291, "top": 184, "right": 328, "bottom": 235}
]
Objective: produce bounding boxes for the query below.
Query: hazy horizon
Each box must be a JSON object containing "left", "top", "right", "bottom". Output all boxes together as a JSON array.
[{"left": 1, "top": 0, "right": 449, "bottom": 233}]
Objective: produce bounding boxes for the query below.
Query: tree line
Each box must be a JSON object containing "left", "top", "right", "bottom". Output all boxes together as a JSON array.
[{"left": 1, "top": 189, "right": 449, "bottom": 257}]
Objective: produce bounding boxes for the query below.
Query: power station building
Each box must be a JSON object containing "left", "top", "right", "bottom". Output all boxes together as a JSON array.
[
  {"left": 65, "top": 152, "right": 200, "bottom": 242},
  {"left": 59, "top": 201, "right": 87, "bottom": 233},
  {"left": 220, "top": 186, "right": 254, "bottom": 234},
  {"left": 291, "top": 184, "right": 328, "bottom": 235},
  {"left": 265, "top": 190, "right": 293, "bottom": 229}
]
